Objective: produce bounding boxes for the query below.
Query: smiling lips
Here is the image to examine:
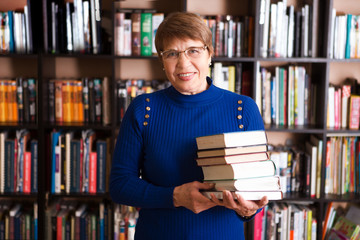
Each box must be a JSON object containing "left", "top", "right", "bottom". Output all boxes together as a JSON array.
[{"left": 178, "top": 72, "right": 196, "bottom": 80}]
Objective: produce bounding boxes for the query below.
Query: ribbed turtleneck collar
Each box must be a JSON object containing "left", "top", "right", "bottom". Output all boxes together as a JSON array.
[{"left": 163, "top": 77, "right": 223, "bottom": 107}]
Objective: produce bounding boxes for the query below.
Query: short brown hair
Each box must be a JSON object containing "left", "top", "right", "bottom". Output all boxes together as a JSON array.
[{"left": 155, "top": 12, "right": 214, "bottom": 60}]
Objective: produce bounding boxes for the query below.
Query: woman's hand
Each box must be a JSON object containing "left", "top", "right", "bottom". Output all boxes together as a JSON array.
[
  {"left": 173, "top": 181, "right": 216, "bottom": 214},
  {"left": 210, "top": 190, "right": 268, "bottom": 217}
]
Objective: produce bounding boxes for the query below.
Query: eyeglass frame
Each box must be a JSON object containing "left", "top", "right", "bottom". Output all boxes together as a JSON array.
[{"left": 160, "top": 46, "right": 208, "bottom": 61}]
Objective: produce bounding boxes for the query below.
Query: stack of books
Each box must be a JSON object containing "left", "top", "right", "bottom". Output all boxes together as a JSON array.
[{"left": 195, "top": 130, "right": 283, "bottom": 200}]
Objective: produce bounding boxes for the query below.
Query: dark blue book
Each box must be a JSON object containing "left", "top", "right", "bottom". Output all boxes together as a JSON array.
[
  {"left": 4, "top": 139, "right": 15, "bottom": 193},
  {"left": 70, "top": 139, "right": 81, "bottom": 193},
  {"left": 80, "top": 211, "right": 88, "bottom": 240},
  {"left": 96, "top": 140, "right": 107, "bottom": 193},
  {"left": 14, "top": 211, "right": 22, "bottom": 240},
  {"left": 31, "top": 140, "right": 38, "bottom": 193}
]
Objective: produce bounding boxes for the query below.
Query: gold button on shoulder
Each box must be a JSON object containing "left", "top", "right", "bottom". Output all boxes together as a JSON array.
[
  {"left": 239, "top": 124, "right": 244, "bottom": 129},
  {"left": 238, "top": 106, "right": 242, "bottom": 111},
  {"left": 238, "top": 100, "right": 242, "bottom": 104},
  {"left": 145, "top": 114, "right": 150, "bottom": 119},
  {"left": 146, "top": 106, "right": 150, "bottom": 111},
  {"left": 146, "top": 98, "right": 150, "bottom": 102},
  {"left": 143, "top": 121, "right": 148, "bottom": 126},
  {"left": 237, "top": 115, "right": 242, "bottom": 119}
]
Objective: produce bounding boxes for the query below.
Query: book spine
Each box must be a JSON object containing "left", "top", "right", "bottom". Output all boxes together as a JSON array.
[
  {"left": 82, "top": 78, "right": 90, "bottom": 123},
  {"left": 96, "top": 141, "right": 106, "bottom": 193},
  {"left": 27, "top": 78, "right": 36, "bottom": 123},
  {"left": 23, "top": 151, "right": 31, "bottom": 193},
  {"left": 4, "top": 140, "right": 15, "bottom": 193},
  {"left": 31, "top": 140, "right": 38, "bottom": 193},
  {"left": 152, "top": 13, "right": 164, "bottom": 55},
  {"left": 140, "top": 12, "right": 152, "bottom": 56},
  {"left": 131, "top": 12, "right": 141, "bottom": 56},
  {"left": 55, "top": 81, "right": 63, "bottom": 123},
  {"left": 93, "top": 78, "right": 102, "bottom": 123},
  {"left": 89, "top": 152, "right": 97, "bottom": 193},
  {"left": 70, "top": 140, "right": 80, "bottom": 193},
  {"left": 48, "top": 81, "right": 55, "bottom": 123}
]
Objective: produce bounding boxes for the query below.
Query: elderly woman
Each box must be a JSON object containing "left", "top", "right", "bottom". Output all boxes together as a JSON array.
[{"left": 110, "top": 12, "right": 268, "bottom": 240}]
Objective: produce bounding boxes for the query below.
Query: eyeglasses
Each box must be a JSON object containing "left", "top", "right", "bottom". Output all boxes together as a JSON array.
[{"left": 160, "top": 46, "right": 208, "bottom": 62}]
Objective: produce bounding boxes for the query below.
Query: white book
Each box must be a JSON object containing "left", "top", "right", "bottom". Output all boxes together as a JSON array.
[
  {"left": 74, "top": 0, "right": 85, "bottom": 52},
  {"left": 201, "top": 190, "right": 283, "bottom": 201},
  {"left": 0, "top": 132, "right": 7, "bottom": 193},
  {"left": 206, "top": 176, "right": 281, "bottom": 192},
  {"left": 306, "top": 142, "right": 317, "bottom": 198},
  {"left": 21, "top": 13, "right": 26, "bottom": 53},
  {"left": 327, "top": 85, "right": 335, "bottom": 128},
  {"left": 227, "top": 15, "right": 234, "bottom": 58},
  {"left": 212, "top": 62, "right": 224, "bottom": 89},
  {"left": 287, "top": 5, "right": 294, "bottom": 58},
  {"left": 269, "top": 3, "right": 277, "bottom": 57},
  {"left": 123, "top": 19, "right": 132, "bottom": 56},
  {"left": 296, "top": 66, "right": 305, "bottom": 125},
  {"left": 303, "top": 5, "right": 309, "bottom": 57},
  {"left": 196, "top": 130, "right": 267, "bottom": 150},
  {"left": 90, "top": 0, "right": 97, "bottom": 54},
  {"left": 66, "top": 3, "right": 73, "bottom": 52},
  {"left": 329, "top": 8, "right": 336, "bottom": 58},
  {"left": 14, "top": 12, "right": 22, "bottom": 53},
  {"left": 275, "top": 1, "right": 283, "bottom": 57},
  {"left": 23, "top": 5, "right": 32, "bottom": 53},
  {"left": 114, "top": 12, "right": 125, "bottom": 56},
  {"left": 339, "top": 15, "right": 347, "bottom": 59},
  {"left": 65, "top": 132, "right": 73, "bottom": 194},
  {"left": 152, "top": 13, "right": 164, "bottom": 55},
  {"left": 260, "top": 0, "right": 270, "bottom": 58},
  {"left": 72, "top": 12, "right": 79, "bottom": 52}
]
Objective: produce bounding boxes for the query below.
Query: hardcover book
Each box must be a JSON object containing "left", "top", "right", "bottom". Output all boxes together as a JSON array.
[
  {"left": 201, "top": 160, "right": 276, "bottom": 181},
  {"left": 196, "top": 152, "right": 269, "bottom": 166},
  {"left": 201, "top": 190, "right": 283, "bottom": 201},
  {"left": 205, "top": 175, "right": 281, "bottom": 191},
  {"left": 197, "top": 144, "right": 267, "bottom": 158},
  {"left": 196, "top": 130, "right": 267, "bottom": 150},
  {"left": 140, "top": 12, "right": 152, "bottom": 56}
]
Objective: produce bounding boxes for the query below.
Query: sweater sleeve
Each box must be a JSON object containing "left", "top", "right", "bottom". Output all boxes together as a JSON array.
[
  {"left": 109, "top": 95, "right": 175, "bottom": 209},
  {"left": 242, "top": 96, "right": 265, "bottom": 131}
]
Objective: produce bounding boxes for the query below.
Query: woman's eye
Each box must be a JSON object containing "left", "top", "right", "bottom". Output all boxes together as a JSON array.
[
  {"left": 188, "top": 49, "right": 200, "bottom": 54},
  {"left": 167, "top": 51, "right": 177, "bottom": 57}
]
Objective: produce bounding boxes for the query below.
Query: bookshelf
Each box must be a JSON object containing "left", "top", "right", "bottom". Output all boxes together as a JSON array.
[{"left": 0, "top": 0, "right": 359, "bottom": 239}]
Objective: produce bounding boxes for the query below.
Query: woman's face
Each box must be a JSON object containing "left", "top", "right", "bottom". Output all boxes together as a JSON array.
[{"left": 162, "top": 38, "right": 211, "bottom": 95}]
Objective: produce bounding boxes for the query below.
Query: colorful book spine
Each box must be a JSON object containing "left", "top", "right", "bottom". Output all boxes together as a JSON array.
[{"left": 140, "top": 12, "right": 152, "bottom": 56}]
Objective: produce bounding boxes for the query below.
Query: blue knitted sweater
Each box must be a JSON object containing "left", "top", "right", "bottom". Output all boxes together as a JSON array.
[{"left": 110, "top": 78, "right": 265, "bottom": 240}]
